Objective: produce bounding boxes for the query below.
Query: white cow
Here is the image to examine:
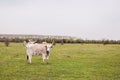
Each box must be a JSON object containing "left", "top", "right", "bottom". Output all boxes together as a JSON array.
[{"left": 24, "top": 41, "right": 53, "bottom": 63}]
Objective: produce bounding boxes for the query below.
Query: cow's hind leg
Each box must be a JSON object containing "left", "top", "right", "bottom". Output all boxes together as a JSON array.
[
  {"left": 27, "top": 55, "right": 29, "bottom": 61},
  {"left": 27, "top": 55, "right": 32, "bottom": 64},
  {"left": 26, "top": 55, "right": 31, "bottom": 63},
  {"left": 29, "top": 55, "right": 32, "bottom": 64}
]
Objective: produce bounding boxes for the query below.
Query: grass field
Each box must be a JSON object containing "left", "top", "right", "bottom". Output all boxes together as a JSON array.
[{"left": 0, "top": 43, "right": 120, "bottom": 80}]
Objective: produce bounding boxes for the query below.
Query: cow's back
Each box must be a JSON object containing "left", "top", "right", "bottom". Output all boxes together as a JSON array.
[{"left": 31, "top": 44, "right": 46, "bottom": 55}]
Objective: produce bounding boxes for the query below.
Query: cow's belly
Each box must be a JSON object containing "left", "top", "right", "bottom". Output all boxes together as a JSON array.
[{"left": 33, "top": 50, "right": 42, "bottom": 55}]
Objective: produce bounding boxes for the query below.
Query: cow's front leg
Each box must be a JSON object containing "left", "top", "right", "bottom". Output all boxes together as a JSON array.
[{"left": 42, "top": 54, "right": 48, "bottom": 63}]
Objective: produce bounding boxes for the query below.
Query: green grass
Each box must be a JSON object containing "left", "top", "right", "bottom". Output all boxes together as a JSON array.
[{"left": 0, "top": 43, "right": 120, "bottom": 80}]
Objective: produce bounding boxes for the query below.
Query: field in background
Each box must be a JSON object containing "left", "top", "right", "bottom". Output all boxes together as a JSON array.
[{"left": 0, "top": 43, "right": 120, "bottom": 80}]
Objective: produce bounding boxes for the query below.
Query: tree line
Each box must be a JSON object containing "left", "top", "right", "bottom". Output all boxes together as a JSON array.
[{"left": 0, "top": 37, "right": 120, "bottom": 47}]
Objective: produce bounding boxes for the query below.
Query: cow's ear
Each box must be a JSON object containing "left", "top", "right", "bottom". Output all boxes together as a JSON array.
[
  {"left": 45, "top": 46, "right": 47, "bottom": 48},
  {"left": 51, "top": 46, "right": 53, "bottom": 48},
  {"left": 52, "top": 40, "right": 54, "bottom": 45}
]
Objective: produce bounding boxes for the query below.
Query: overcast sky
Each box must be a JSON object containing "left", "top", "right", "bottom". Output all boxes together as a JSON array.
[{"left": 0, "top": 0, "right": 120, "bottom": 40}]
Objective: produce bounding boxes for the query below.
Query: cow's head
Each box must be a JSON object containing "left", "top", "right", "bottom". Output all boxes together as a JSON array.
[{"left": 45, "top": 43, "right": 53, "bottom": 54}]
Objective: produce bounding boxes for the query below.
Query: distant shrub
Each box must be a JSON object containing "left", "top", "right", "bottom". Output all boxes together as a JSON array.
[
  {"left": 4, "top": 38, "right": 10, "bottom": 47},
  {"left": 61, "top": 39, "right": 64, "bottom": 45},
  {"left": 0, "top": 37, "right": 120, "bottom": 44}
]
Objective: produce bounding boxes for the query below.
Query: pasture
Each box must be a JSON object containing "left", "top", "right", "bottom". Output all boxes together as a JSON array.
[{"left": 0, "top": 42, "right": 120, "bottom": 80}]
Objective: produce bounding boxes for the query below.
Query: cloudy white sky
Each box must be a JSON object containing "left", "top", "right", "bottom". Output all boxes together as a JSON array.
[{"left": 0, "top": 0, "right": 120, "bottom": 40}]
